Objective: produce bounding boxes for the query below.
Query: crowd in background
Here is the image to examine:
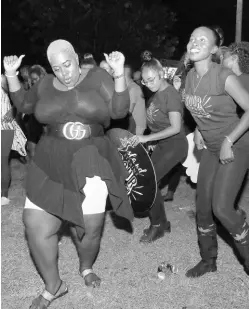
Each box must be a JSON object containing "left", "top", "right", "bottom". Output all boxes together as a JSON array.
[
  {"left": 1, "top": 32, "right": 249, "bottom": 207},
  {"left": 2, "top": 23, "right": 249, "bottom": 308}
]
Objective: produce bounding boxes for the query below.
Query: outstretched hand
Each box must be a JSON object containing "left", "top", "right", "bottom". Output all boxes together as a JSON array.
[
  {"left": 173, "top": 75, "right": 182, "bottom": 91},
  {"left": 103, "top": 51, "right": 125, "bottom": 74},
  {"left": 3, "top": 55, "right": 25, "bottom": 74},
  {"left": 129, "top": 135, "right": 149, "bottom": 147}
]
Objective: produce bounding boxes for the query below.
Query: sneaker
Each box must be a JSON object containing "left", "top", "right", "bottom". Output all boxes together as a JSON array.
[
  {"left": 143, "top": 221, "right": 171, "bottom": 236},
  {"left": 140, "top": 222, "right": 171, "bottom": 243},
  {"left": 164, "top": 191, "right": 174, "bottom": 202}
]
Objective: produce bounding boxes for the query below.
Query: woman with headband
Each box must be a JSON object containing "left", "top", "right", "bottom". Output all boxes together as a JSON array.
[
  {"left": 184, "top": 26, "right": 249, "bottom": 278},
  {"left": 3, "top": 40, "right": 133, "bottom": 308}
]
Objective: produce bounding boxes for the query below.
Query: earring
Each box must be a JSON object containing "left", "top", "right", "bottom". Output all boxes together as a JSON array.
[{"left": 79, "top": 68, "right": 82, "bottom": 75}]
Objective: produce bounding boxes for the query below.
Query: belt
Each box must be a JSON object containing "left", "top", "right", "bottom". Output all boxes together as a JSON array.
[{"left": 47, "top": 122, "right": 103, "bottom": 140}]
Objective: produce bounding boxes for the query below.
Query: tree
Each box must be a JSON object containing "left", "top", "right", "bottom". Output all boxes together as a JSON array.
[{"left": 2, "top": 0, "right": 178, "bottom": 65}]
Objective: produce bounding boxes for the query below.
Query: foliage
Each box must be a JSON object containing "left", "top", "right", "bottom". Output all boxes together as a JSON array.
[{"left": 2, "top": 0, "right": 178, "bottom": 63}]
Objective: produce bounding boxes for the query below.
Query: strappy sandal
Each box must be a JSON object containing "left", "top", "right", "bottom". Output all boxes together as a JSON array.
[
  {"left": 29, "top": 281, "right": 68, "bottom": 309},
  {"left": 80, "top": 269, "right": 101, "bottom": 288}
]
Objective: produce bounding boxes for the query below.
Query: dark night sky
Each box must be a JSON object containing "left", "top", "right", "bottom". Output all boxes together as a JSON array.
[
  {"left": 2, "top": 0, "right": 249, "bottom": 61},
  {"left": 164, "top": 0, "right": 249, "bottom": 58}
]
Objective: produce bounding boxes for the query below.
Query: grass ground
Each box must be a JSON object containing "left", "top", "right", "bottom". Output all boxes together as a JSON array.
[{"left": 1, "top": 160, "right": 249, "bottom": 309}]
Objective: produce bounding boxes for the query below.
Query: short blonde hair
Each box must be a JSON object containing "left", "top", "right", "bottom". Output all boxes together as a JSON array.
[{"left": 47, "top": 39, "right": 76, "bottom": 63}]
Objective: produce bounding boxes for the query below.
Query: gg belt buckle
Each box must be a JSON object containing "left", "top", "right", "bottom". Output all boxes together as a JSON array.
[{"left": 62, "top": 122, "right": 89, "bottom": 140}]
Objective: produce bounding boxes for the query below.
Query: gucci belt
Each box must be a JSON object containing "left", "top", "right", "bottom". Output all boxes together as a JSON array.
[
  {"left": 60, "top": 122, "right": 91, "bottom": 140},
  {"left": 45, "top": 122, "right": 90, "bottom": 140}
]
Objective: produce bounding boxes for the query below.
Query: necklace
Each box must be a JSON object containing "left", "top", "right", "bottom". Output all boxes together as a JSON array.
[{"left": 192, "top": 67, "right": 209, "bottom": 94}]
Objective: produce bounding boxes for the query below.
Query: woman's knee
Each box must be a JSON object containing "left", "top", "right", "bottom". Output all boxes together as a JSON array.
[{"left": 83, "top": 213, "right": 105, "bottom": 238}]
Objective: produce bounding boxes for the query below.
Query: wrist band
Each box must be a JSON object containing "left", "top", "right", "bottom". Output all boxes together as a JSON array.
[
  {"left": 113, "top": 73, "right": 124, "bottom": 79},
  {"left": 225, "top": 136, "right": 233, "bottom": 145},
  {"left": 5, "top": 71, "right": 19, "bottom": 78}
]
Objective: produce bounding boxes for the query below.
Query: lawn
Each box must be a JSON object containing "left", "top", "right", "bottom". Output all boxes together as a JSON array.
[{"left": 1, "top": 160, "right": 249, "bottom": 309}]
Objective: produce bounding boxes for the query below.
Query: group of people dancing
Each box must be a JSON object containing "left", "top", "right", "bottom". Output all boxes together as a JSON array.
[
  {"left": 2, "top": 23, "right": 249, "bottom": 308},
  {"left": 1, "top": 63, "right": 48, "bottom": 206}
]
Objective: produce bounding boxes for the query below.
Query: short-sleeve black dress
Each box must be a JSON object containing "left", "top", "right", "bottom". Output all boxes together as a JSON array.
[{"left": 10, "top": 67, "right": 134, "bottom": 239}]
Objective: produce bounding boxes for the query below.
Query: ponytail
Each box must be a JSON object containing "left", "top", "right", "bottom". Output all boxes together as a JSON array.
[
  {"left": 140, "top": 50, "right": 163, "bottom": 73},
  {"left": 209, "top": 25, "right": 224, "bottom": 47}
]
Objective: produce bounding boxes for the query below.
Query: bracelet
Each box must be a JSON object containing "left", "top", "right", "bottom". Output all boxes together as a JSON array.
[
  {"left": 5, "top": 71, "right": 19, "bottom": 78},
  {"left": 113, "top": 73, "right": 124, "bottom": 79},
  {"left": 225, "top": 135, "right": 233, "bottom": 145}
]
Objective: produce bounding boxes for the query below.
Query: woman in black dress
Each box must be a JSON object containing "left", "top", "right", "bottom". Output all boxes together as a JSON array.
[{"left": 4, "top": 40, "right": 133, "bottom": 308}]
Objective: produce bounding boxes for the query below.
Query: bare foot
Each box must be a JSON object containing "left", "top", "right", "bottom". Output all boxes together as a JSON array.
[
  {"left": 30, "top": 294, "right": 50, "bottom": 309},
  {"left": 84, "top": 272, "right": 101, "bottom": 288}
]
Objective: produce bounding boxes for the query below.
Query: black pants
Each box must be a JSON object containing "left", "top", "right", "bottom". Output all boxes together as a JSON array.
[
  {"left": 1, "top": 130, "right": 14, "bottom": 197},
  {"left": 165, "top": 163, "right": 183, "bottom": 193},
  {"left": 149, "top": 136, "right": 188, "bottom": 225},
  {"left": 196, "top": 145, "right": 249, "bottom": 259}
]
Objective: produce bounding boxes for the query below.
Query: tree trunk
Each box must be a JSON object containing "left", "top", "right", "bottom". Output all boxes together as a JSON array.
[{"left": 235, "top": 0, "right": 243, "bottom": 42}]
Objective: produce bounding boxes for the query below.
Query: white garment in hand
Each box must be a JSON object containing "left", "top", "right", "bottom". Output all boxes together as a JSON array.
[{"left": 182, "top": 132, "right": 205, "bottom": 183}]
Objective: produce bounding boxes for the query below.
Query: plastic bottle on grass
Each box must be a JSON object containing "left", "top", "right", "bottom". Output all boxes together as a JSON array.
[{"left": 157, "top": 262, "right": 178, "bottom": 279}]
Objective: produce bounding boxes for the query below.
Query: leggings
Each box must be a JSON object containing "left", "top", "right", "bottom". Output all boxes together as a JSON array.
[
  {"left": 149, "top": 136, "right": 188, "bottom": 225},
  {"left": 166, "top": 163, "right": 183, "bottom": 193},
  {"left": 196, "top": 146, "right": 249, "bottom": 237},
  {"left": 1, "top": 130, "right": 14, "bottom": 197}
]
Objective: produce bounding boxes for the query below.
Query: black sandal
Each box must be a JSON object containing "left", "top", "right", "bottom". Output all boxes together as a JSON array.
[{"left": 29, "top": 280, "right": 68, "bottom": 308}]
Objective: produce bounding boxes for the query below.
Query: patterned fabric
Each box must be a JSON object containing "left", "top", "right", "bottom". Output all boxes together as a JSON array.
[
  {"left": 1, "top": 88, "right": 27, "bottom": 156},
  {"left": 185, "top": 63, "right": 249, "bottom": 152},
  {"left": 146, "top": 85, "right": 185, "bottom": 139},
  {"left": 185, "top": 63, "right": 238, "bottom": 152}
]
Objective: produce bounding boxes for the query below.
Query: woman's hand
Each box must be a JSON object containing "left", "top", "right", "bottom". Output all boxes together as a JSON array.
[
  {"left": 173, "top": 75, "right": 182, "bottom": 91},
  {"left": 3, "top": 55, "right": 25, "bottom": 75},
  {"left": 147, "top": 143, "right": 157, "bottom": 153},
  {"left": 129, "top": 135, "right": 149, "bottom": 147},
  {"left": 194, "top": 129, "right": 206, "bottom": 150},
  {"left": 184, "top": 52, "right": 190, "bottom": 68},
  {"left": 104, "top": 52, "right": 125, "bottom": 75},
  {"left": 220, "top": 138, "right": 234, "bottom": 164}
]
